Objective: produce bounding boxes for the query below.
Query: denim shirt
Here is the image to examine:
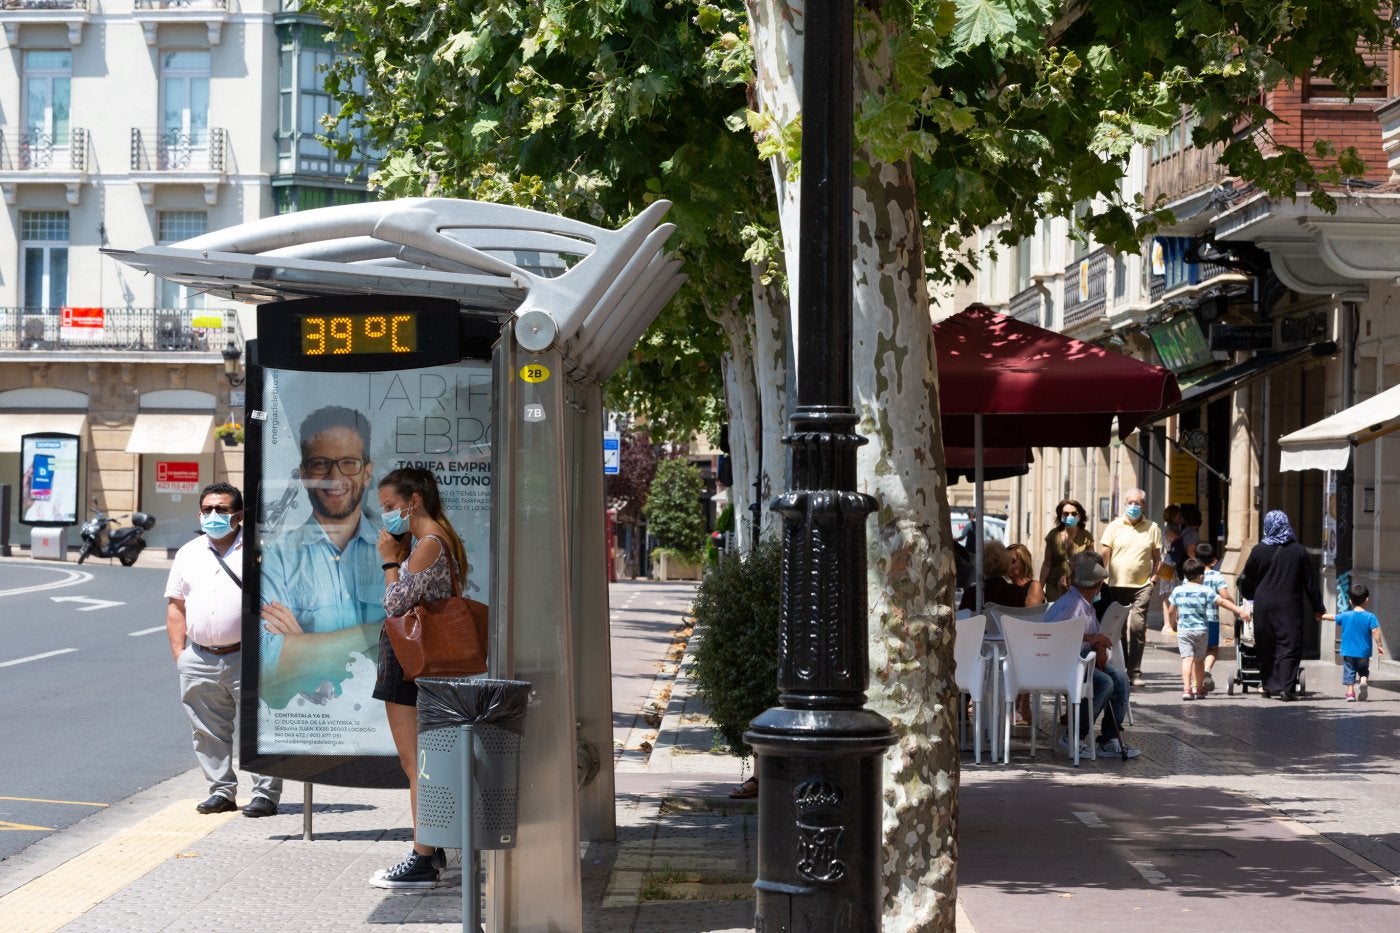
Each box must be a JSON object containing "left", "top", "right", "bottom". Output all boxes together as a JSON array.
[{"left": 259, "top": 515, "right": 384, "bottom": 681}]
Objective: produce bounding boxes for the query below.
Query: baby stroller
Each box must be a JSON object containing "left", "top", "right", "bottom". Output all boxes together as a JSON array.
[{"left": 1227, "top": 611, "right": 1306, "bottom": 696}]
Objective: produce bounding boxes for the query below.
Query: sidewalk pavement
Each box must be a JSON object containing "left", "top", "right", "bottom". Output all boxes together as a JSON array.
[{"left": 4, "top": 580, "right": 1400, "bottom": 932}]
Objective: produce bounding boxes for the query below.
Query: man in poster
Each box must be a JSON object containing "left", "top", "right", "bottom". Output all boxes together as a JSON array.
[{"left": 259, "top": 406, "right": 385, "bottom": 711}]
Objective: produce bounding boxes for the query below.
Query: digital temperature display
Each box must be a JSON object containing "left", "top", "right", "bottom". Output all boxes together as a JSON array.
[
  {"left": 298, "top": 313, "right": 418, "bottom": 356},
  {"left": 257, "top": 296, "right": 464, "bottom": 372}
]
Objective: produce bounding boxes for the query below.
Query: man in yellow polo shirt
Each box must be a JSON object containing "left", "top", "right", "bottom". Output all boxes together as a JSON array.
[{"left": 1100, "top": 488, "right": 1162, "bottom": 687}]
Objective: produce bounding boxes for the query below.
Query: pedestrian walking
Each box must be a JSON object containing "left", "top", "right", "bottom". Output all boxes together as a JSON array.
[
  {"left": 1099, "top": 488, "right": 1163, "bottom": 687},
  {"left": 1167, "top": 558, "right": 1250, "bottom": 700},
  {"left": 165, "top": 482, "right": 282, "bottom": 817},
  {"left": 1238, "top": 510, "right": 1324, "bottom": 701},
  {"left": 1323, "top": 583, "right": 1384, "bottom": 701},
  {"left": 1038, "top": 498, "right": 1093, "bottom": 602},
  {"left": 1194, "top": 542, "right": 1229, "bottom": 692}
]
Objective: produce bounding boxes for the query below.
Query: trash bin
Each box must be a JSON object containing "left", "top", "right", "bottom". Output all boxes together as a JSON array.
[{"left": 416, "top": 677, "right": 532, "bottom": 850}]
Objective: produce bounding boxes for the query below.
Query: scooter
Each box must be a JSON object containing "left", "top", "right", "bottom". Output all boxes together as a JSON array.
[{"left": 76, "top": 498, "right": 156, "bottom": 566}]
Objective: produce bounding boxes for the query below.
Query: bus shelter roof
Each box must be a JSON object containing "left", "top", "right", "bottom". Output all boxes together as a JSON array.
[{"left": 105, "top": 197, "right": 686, "bottom": 385}]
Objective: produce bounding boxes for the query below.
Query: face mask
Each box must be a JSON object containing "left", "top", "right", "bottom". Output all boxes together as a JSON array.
[
  {"left": 382, "top": 507, "right": 410, "bottom": 536},
  {"left": 1063, "top": 515, "right": 1079, "bottom": 527},
  {"left": 1125, "top": 504, "right": 1143, "bottom": 521},
  {"left": 201, "top": 512, "right": 234, "bottom": 538}
]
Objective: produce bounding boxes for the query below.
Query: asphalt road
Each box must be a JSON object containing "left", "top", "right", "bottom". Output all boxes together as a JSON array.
[{"left": 0, "top": 557, "right": 191, "bottom": 862}]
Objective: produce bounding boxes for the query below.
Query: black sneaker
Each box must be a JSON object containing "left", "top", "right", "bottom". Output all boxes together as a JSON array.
[
  {"left": 370, "top": 851, "right": 440, "bottom": 890},
  {"left": 431, "top": 847, "right": 447, "bottom": 870}
]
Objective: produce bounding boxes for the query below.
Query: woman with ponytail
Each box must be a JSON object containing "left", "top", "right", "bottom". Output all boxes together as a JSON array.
[{"left": 369, "top": 467, "right": 469, "bottom": 889}]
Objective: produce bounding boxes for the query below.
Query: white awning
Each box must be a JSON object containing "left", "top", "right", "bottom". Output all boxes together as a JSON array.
[
  {"left": 126, "top": 412, "right": 215, "bottom": 454},
  {"left": 0, "top": 412, "right": 88, "bottom": 452},
  {"left": 1278, "top": 383, "right": 1400, "bottom": 472}
]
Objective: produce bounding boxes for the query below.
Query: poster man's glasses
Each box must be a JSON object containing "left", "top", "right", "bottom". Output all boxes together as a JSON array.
[{"left": 302, "top": 457, "right": 367, "bottom": 477}]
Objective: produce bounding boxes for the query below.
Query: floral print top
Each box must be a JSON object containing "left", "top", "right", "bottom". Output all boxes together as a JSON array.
[{"left": 383, "top": 535, "right": 461, "bottom": 616}]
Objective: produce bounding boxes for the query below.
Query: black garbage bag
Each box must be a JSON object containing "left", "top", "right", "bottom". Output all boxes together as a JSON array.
[{"left": 417, "top": 677, "right": 532, "bottom": 735}]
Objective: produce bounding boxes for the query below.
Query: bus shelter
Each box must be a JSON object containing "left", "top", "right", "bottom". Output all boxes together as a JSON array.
[{"left": 108, "top": 197, "right": 685, "bottom": 931}]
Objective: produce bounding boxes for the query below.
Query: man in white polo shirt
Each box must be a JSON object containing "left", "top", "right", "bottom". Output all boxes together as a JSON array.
[{"left": 165, "top": 482, "right": 282, "bottom": 818}]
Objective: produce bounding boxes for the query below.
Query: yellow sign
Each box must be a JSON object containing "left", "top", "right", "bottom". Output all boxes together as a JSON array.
[
  {"left": 520, "top": 363, "right": 550, "bottom": 383},
  {"left": 1169, "top": 452, "right": 1198, "bottom": 505}
]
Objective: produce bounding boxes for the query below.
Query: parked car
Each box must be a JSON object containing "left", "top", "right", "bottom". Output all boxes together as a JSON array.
[{"left": 949, "top": 508, "right": 1009, "bottom": 546}]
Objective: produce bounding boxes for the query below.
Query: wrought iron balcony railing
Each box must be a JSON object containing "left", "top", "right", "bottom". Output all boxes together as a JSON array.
[
  {"left": 0, "top": 0, "right": 90, "bottom": 10},
  {"left": 1063, "top": 248, "right": 1109, "bottom": 329},
  {"left": 0, "top": 306, "right": 239, "bottom": 353},
  {"left": 130, "top": 127, "right": 226, "bottom": 173},
  {"left": 0, "top": 127, "right": 88, "bottom": 172}
]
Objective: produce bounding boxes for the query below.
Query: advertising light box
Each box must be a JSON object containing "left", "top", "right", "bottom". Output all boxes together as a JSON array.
[
  {"left": 20, "top": 433, "right": 81, "bottom": 527},
  {"left": 242, "top": 295, "right": 495, "bottom": 787}
]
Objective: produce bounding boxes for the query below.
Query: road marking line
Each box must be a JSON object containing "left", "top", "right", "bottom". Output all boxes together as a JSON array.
[
  {"left": 1073, "top": 810, "right": 1108, "bottom": 828},
  {"left": 0, "top": 649, "right": 77, "bottom": 668},
  {"left": 0, "top": 799, "right": 237, "bottom": 933},
  {"left": 0, "top": 796, "right": 109, "bottom": 808},
  {"left": 0, "top": 820, "right": 54, "bottom": 832},
  {"left": 50, "top": 596, "right": 125, "bottom": 611},
  {"left": 128, "top": 626, "right": 165, "bottom": 637},
  {"left": 1127, "top": 860, "right": 1170, "bottom": 884},
  {"left": 0, "top": 568, "right": 93, "bottom": 597}
]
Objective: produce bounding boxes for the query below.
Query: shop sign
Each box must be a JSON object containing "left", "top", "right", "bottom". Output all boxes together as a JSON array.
[
  {"left": 156, "top": 461, "right": 201, "bottom": 494},
  {"left": 1209, "top": 323, "right": 1274, "bottom": 352}
]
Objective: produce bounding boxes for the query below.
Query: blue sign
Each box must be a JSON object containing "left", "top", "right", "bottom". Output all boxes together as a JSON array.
[{"left": 603, "top": 431, "right": 620, "bottom": 475}]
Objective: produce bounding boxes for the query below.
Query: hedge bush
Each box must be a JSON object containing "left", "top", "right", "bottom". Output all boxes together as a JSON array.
[{"left": 688, "top": 537, "right": 781, "bottom": 756}]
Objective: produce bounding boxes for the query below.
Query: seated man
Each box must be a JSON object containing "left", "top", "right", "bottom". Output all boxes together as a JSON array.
[{"left": 1043, "top": 551, "right": 1140, "bottom": 759}]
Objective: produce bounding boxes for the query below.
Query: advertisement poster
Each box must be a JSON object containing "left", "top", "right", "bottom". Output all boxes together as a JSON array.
[
  {"left": 20, "top": 433, "right": 80, "bottom": 526},
  {"left": 156, "top": 461, "right": 201, "bottom": 494},
  {"left": 253, "top": 363, "right": 492, "bottom": 758}
]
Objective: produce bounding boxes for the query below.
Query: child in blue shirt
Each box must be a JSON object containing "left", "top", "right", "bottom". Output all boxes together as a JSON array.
[
  {"left": 1168, "top": 558, "right": 1250, "bottom": 700},
  {"left": 1323, "top": 583, "right": 1384, "bottom": 701}
]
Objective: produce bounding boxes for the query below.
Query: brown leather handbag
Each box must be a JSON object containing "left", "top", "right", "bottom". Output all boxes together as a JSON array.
[{"left": 385, "top": 549, "right": 488, "bottom": 681}]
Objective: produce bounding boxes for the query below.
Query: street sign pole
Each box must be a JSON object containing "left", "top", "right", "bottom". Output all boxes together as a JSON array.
[{"left": 747, "top": 2, "right": 897, "bottom": 929}]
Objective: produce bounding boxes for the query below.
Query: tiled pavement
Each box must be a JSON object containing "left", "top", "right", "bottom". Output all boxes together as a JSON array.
[{"left": 4, "top": 581, "right": 1400, "bottom": 932}]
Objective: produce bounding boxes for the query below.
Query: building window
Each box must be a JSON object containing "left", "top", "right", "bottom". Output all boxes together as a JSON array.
[
  {"left": 22, "top": 51, "right": 71, "bottom": 169},
  {"left": 161, "top": 50, "right": 211, "bottom": 163},
  {"left": 274, "top": 185, "right": 372, "bottom": 214},
  {"left": 156, "top": 210, "right": 208, "bottom": 308},
  {"left": 20, "top": 210, "right": 70, "bottom": 312},
  {"left": 276, "top": 22, "right": 378, "bottom": 180}
]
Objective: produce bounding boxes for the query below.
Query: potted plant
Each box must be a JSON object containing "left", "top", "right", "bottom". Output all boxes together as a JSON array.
[{"left": 214, "top": 422, "right": 244, "bottom": 446}]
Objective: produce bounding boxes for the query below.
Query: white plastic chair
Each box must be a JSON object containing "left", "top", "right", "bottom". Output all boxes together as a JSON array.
[
  {"left": 986, "top": 602, "right": 1048, "bottom": 632},
  {"left": 1000, "top": 616, "right": 1096, "bottom": 766},
  {"left": 1097, "top": 601, "right": 1133, "bottom": 725},
  {"left": 954, "top": 613, "right": 991, "bottom": 763}
]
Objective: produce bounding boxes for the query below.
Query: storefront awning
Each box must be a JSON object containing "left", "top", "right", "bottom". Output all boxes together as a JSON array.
[
  {"left": 1278, "top": 382, "right": 1400, "bottom": 472},
  {"left": 126, "top": 412, "right": 215, "bottom": 454},
  {"left": 0, "top": 412, "right": 88, "bottom": 452},
  {"left": 1145, "top": 341, "right": 1336, "bottom": 423}
]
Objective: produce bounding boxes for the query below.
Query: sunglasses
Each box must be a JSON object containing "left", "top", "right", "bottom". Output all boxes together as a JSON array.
[{"left": 200, "top": 505, "right": 238, "bottom": 515}]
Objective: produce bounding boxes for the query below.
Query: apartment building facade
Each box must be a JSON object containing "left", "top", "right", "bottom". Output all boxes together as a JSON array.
[
  {"left": 0, "top": 0, "right": 372, "bottom": 551},
  {"left": 969, "top": 53, "right": 1400, "bottom": 654}
]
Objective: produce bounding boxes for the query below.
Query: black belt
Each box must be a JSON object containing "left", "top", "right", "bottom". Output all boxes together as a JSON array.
[{"left": 193, "top": 641, "right": 241, "bottom": 655}]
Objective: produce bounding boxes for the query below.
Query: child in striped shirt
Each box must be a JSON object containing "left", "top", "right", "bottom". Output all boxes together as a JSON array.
[
  {"left": 1195, "top": 543, "right": 1230, "bottom": 694},
  {"left": 1168, "top": 558, "right": 1250, "bottom": 700}
]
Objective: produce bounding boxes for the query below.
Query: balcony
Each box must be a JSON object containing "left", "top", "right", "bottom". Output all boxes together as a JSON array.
[
  {"left": 0, "top": 0, "right": 90, "bottom": 45},
  {"left": 0, "top": 307, "right": 239, "bottom": 357},
  {"left": 1144, "top": 128, "right": 1228, "bottom": 227},
  {"left": 131, "top": 0, "right": 228, "bottom": 45},
  {"left": 0, "top": 127, "right": 89, "bottom": 204},
  {"left": 1007, "top": 284, "right": 1043, "bottom": 325},
  {"left": 1062, "top": 248, "right": 1108, "bottom": 332},
  {"left": 130, "top": 128, "right": 227, "bottom": 205}
]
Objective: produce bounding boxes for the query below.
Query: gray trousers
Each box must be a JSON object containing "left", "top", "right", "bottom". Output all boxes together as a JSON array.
[
  {"left": 178, "top": 645, "right": 282, "bottom": 803},
  {"left": 1108, "top": 583, "right": 1153, "bottom": 678}
]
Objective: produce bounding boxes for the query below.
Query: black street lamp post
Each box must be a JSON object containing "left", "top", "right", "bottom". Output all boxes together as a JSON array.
[{"left": 746, "top": 2, "right": 897, "bottom": 930}]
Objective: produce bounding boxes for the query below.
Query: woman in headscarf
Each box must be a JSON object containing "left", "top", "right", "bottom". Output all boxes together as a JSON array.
[{"left": 1239, "top": 510, "right": 1324, "bottom": 701}]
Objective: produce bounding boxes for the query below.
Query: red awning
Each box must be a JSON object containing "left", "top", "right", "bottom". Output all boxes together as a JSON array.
[{"left": 934, "top": 306, "right": 1181, "bottom": 449}]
